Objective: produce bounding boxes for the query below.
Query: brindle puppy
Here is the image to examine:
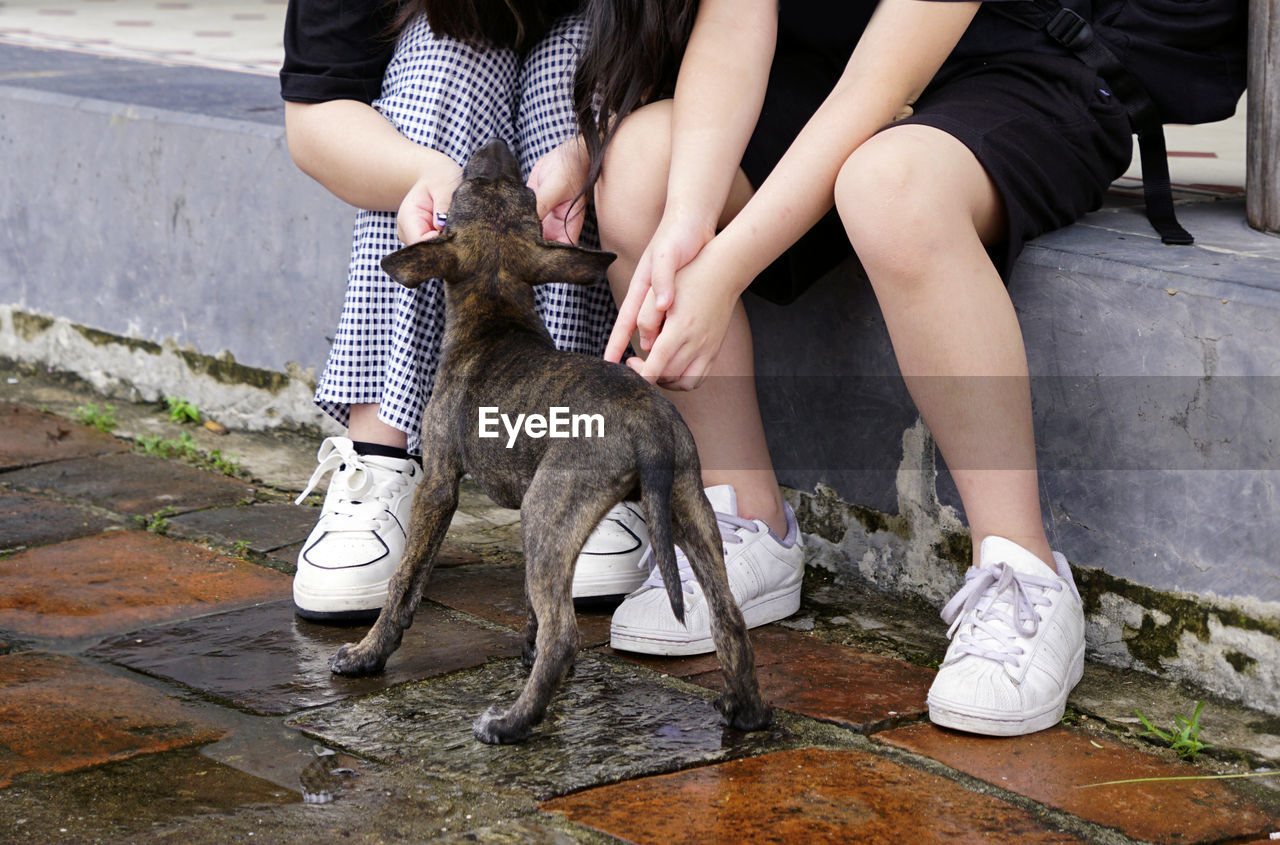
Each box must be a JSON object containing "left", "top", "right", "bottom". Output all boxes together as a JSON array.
[{"left": 328, "top": 139, "right": 771, "bottom": 744}]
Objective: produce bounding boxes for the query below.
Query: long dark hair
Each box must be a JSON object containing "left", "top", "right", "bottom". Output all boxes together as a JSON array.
[
  {"left": 574, "top": 0, "right": 698, "bottom": 196},
  {"left": 397, "top": 0, "right": 575, "bottom": 51}
]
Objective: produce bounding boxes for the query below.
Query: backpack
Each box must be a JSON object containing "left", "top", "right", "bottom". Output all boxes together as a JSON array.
[{"left": 995, "top": 0, "right": 1250, "bottom": 245}]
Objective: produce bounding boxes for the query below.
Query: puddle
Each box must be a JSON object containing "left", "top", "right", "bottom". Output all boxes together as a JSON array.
[
  {"left": 90, "top": 600, "right": 521, "bottom": 715},
  {"left": 289, "top": 653, "right": 856, "bottom": 800}
]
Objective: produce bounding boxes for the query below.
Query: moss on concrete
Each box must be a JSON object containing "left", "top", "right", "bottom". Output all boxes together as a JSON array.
[
  {"left": 1225, "top": 650, "right": 1258, "bottom": 674},
  {"left": 11, "top": 311, "right": 53, "bottom": 341},
  {"left": 175, "top": 348, "right": 289, "bottom": 395},
  {"left": 1076, "top": 566, "right": 1280, "bottom": 670},
  {"left": 931, "top": 530, "right": 973, "bottom": 577},
  {"left": 72, "top": 324, "right": 162, "bottom": 355}
]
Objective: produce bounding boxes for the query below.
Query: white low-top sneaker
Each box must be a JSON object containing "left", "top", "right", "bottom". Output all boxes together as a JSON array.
[
  {"left": 610, "top": 484, "right": 804, "bottom": 656},
  {"left": 927, "top": 535, "right": 1086, "bottom": 736},
  {"left": 572, "top": 501, "right": 649, "bottom": 598},
  {"left": 293, "top": 437, "right": 421, "bottom": 622}
]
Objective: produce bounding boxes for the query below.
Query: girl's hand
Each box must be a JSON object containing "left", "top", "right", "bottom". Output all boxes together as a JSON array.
[
  {"left": 396, "top": 155, "right": 463, "bottom": 245},
  {"left": 627, "top": 238, "right": 740, "bottom": 390},
  {"left": 529, "top": 138, "right": 590, "bottom": 244},
  {"left": 604, "top": 214, "right": 716, "bottom": 362}
]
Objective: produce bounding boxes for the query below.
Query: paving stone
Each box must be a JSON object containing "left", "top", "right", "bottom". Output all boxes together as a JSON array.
[
  {"left": 0, "top": 486, "right": 117, "bottom": 551},
  {"left": 288, "top": 653, "right": 857, "bottom": 800},
  {"left": 0, "top": 402, "right": 129, "bottom": 470},
  {"left": 169, "top": 502, "right": 319, "bottom": 553},
  {"left": 607, "top": 627, "right": 934, "bottom": 731},
  {"left": 0, "top": 652, "right": 225, "bottom": 787},
  {"left": 1, "top": 452, "right": 255, "bottom": 516},
  {"left": 427, "top": 564, "right": 615, "bottom": 646},
  {"left": 0, "top": 748, "right": 295, "bottom": 841},
  {"left": 877, "top": 722, "right": 1279, "bottom": 843},
  {"left": 543, "top": 746, "right": 1087, "bottom": 843},
  {"left": 690, "top": 633, "right": 934, "bottom": 731},
  {"left": 265, "top": 540, "right": 303, "bottom": 569},
  {"left": 1, "top": 744, "right": 541, "bottom": 843},
  {"left": 0, "top": 531, "right": 290, "bottom": 639},
  {"left": 91, "top": 599, "right": 522, "bottom": 715}
]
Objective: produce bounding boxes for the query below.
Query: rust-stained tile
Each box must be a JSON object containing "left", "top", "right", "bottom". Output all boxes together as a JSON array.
[
  {"left": 426, "top": 564, "right": 614, "bottom": 645},
  {"left": 0, "top": 486, "right": 117, "bottom": 550},
  {"left": 91, "top": 599, "right": 521, "bottom": 715},
  {"left": 0, "top": 652, "right": 224, "bottom": 787},
  {"left": 611, "top": 627, "right": 933, "bottom": 730},
  {"left": 2, "top": 453, "right": 254, "bottom": 516},
  {"left": 0, "top": 403, "right": 129, "bottom": 470},
  {"left": 877, "top": 723, "right": 1278, "bottom": 843},
  {"left": 543, "top": 746, "right": 1085, "bottom": 843},
  {"left": 0, "top": 531, "right": 290, "bottom": 639}
]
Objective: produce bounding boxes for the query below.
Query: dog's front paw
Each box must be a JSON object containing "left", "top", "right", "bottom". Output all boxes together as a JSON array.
[
  {"left": 328, "top": 643, "right": 386, "bottom": 676},
  {"left": 715, "top": 694, "right": 772, "bottom": 732},
  {"left": 472, "top": 706, "right": 532, "bottom": 745}
]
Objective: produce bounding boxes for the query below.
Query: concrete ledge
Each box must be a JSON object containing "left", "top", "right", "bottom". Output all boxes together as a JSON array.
[{"left": 0, "top": 43, "right": 353, "bottom": 398}]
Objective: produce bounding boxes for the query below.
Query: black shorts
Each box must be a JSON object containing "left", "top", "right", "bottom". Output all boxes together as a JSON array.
[{"left": 739, "top": 48, "right": 1134, "bottom": 305}]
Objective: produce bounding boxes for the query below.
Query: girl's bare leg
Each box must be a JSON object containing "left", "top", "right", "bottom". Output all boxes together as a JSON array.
[
  {"left": 595, "top": 101, "right": 785, "bottom": 535},
  {"left": 835, "top": 124, "right": 1051, "bottom": 566}
]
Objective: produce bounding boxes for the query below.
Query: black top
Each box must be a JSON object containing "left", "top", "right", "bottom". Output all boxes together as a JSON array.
[
  {"left": 780, "top": 0, "right": 1080, "bottom": 76},
  {"left": 280, "top": 0, "right": 580, "bottom": 104},
  {"left": 280, "top": 0, "right": 1079, "bottom": 105},
  {"left": 280, "top": 0, "right": 400, "bottom": 103}
]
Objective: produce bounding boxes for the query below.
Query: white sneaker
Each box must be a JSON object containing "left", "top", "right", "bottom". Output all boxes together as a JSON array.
[
  {"left": 610, "top": 485, "right": 804, "bottom": 656},
  {"left": 572, "top": 502, "right": 649, "bottom": 598},
  {"left": 927, "top": 536, "right": 1086, "bottom": 736},
  {"left": 292, "top": 437, "right": 421, "bottom": 622}
]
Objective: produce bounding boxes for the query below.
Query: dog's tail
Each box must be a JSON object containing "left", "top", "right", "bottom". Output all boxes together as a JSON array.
[{"left": 638, "top": 456, "right": 685, "bottom": 625}]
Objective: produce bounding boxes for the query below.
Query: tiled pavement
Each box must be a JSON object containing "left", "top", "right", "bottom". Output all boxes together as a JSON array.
[{"left": 3, "top": 377, "right": 1280, "bottom": 843}]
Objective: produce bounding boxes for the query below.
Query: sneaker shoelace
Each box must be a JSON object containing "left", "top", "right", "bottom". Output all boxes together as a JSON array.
[
  {"left": 939, "top": 562, "right": 1064, "bottom": 666},
  {"left": 638, "top": 510, "right": 759, "bottom": 594},
  {"left": 294, "top": 438, "right": 406, "bottom": 533}
]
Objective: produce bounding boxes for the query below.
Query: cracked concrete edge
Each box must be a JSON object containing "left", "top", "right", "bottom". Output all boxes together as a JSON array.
[
  {"left": 784, "top": 419, "right": 1280, "bottom": 723},
  {"left": 1, "top": 305, "right": 332, "bottom": 433}
]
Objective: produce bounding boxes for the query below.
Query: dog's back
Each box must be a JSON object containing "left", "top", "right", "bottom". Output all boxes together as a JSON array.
[{"left": 340, "top": 139, "right": 769, "bottom": 744}]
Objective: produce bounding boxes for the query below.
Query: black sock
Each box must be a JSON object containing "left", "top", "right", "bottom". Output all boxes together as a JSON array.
[{"left": 350, "top": 440, "right": 418, "bottom": 465}]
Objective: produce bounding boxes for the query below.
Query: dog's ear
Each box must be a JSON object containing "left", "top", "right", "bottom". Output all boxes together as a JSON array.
[
  {"left": 380, "top": 234, "right": 458, "bottom": 289},
  {"left": 526, "top": 239, "right": 616, "bottom": 287}
]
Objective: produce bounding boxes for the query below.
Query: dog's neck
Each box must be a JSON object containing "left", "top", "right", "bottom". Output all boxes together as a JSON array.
[{"left": 441, "top": 268, "right": 551, "bottom": 352}]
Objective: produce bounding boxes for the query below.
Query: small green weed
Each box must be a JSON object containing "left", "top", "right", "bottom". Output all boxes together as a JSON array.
[
  {"left": 230, "top": 539, "right": 252, "bottom": 558},
  {"left": 134, "top": 505, "right": 177, "bottom": 534},
  {"left": 164, "top": 396, "right": 201, "bottom": 424},
  {"left": 75, "top": 402, "right": 117, "bottom": 433},
  {"left": 134, "top": 434, "right": 241, "bottom": 478},
  {"left": 1134, "top": 700, "right": 1211, "bottom": 760},
  {"left": 209, "top": 449, "right": 242, "bottom": 477},
  {"left": 136, "top": 432, "right": 200, "bottom": 461}
]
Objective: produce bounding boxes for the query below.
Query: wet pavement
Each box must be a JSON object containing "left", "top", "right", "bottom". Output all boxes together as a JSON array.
[{"left": 3, "top": 368, "right": 1280, "bottom": 842}]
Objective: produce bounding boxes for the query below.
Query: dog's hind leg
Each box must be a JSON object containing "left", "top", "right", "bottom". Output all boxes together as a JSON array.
[
  {"left": 330, "top": 467, "right": 462, "bottom": 676},
  {"left": 671, "top": 470, "right": 772, "bottom": 731},
  {"left": 473, "top": 469, "right": 613, "bottom": 744}
]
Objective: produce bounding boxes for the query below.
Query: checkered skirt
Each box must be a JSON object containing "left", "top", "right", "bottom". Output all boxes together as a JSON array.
[{"left": 314, "top": 14, "right": 616, "bottom": 454}]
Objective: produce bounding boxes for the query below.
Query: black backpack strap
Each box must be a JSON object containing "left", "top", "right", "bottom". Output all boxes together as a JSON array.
[{"left": 990, "top": 0, "right": 1194, "bottom": 245}]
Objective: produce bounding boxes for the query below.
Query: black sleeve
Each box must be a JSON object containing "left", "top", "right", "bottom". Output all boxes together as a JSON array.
[{"left": 280, "top": 0, "right": 401, "bottom": 104}]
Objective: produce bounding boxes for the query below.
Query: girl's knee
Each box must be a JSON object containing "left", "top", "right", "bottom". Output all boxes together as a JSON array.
[
  {"left": 835, "top": 129, "right": 989, "bottom": 283},
  {"left": 594, "top": 102, "right": 674, "bottom": 250}
]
